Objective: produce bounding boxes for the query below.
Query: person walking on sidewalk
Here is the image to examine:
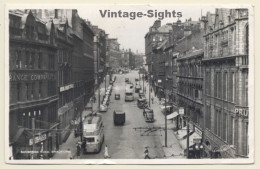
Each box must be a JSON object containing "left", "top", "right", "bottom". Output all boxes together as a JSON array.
[
  {"left": 144, "top": 147, "right": 150, "bottom": 159},
  {"left": 76, "top": 140, "right": 82, "bottom": 158},
  {"left": 151, "top": 96, "right": 154, "bottom": 104},
  {"left": 104, "top": 145, "right": 110, "bottom": 158},
  {"left": 67, "top": 149, "right": 73, "bottom": 159}
]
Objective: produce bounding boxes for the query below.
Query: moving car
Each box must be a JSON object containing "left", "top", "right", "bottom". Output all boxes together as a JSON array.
[
  {"left": 135, "top": 78, "right": 139, "bottom": 82},
  {"left": 115, "top": 93, "right": 120, "bottom": 100},
  {"left": 125, "top": 78, "right": 129, "bottom": 82},
  {"left": 113, "top": 111, "right": 125, "bottom": 125}
]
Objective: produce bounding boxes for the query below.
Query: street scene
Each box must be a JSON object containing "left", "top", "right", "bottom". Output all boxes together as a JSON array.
[{"left": 7, "top": 6, "right": 252, "bottom": 162}]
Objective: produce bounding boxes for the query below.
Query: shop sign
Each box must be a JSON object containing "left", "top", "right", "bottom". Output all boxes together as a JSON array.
[
  {"left": 235, "top": 108, "right": 249, "bottom": 117},
  {"left": 193, "top": 138, "right": 201, "bottom": 144},
  {"left": 60, "top": 84, "right": 74, "bottom": 92},
  {"left": 29, "top": 134, "right": 47, "bottom": 146},
  {"left": 179, "top": 107, "right": 184, "bottom": 115},
  {"left": 10, "top": 72, "right": 55, "bottom": 81}
]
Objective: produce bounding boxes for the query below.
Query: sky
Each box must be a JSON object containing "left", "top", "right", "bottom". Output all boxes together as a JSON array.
[{"left": 77, "top": 5, "right": 216, "bottom": 53}]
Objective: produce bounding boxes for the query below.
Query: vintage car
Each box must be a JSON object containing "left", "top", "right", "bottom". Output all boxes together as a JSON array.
[
  {"left": 115, "top": 93, "right": 120, "bottom": 100},
  {"left": 137, "top": 98, "right": 147, "bottom": 109},
  {"left": 135, "top": 84, "right": 141, "bottom": 93},
  {"left": 143, "top": 108, "right": 154, "bottom": 122},
  {"left": 139, "top": 90, "right": 145, "bottom": 98},
  {"left": 113, "top": 111, "right": 125, "bottom": 125}
]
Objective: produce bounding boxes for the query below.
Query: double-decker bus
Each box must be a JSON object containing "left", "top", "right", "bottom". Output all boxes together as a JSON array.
[{"left": 82, "top": 113, "right": 104, "bottom": 153}]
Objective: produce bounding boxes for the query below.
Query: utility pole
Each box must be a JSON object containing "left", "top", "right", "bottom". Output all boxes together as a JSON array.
[
  {"left": 164, "top": 54, "right": 167, "bottom": 147},
  {"left": 32, "top": 117, "right": 35, "bottom": 159},
  {"left": 187, "top": 117, "right": 190, "bottom": 158}
]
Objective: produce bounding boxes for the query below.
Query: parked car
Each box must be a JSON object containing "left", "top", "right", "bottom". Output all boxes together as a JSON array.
[
  {"left": 143, "top": 108, "right": 154, "bottom": 122},
  {"left": 135, "top": 85, "right": 141, "bottom": 93},
  {"left": 115, "top": 93, "right": 120, "bottom": 100},
  {"left": 139, "top": 90, "right": 145, "bottom": 98},
  {"left": 113, "top": 111, "right": 125, "bottom": 125},
  {"left": 137, "top": 98, "right": 147, "bottom": 109},
  {"left": 135, "top": 78, "right": 139, "bottom": 82},
  {"left": 125, "top": 78, "right": 129, "bottom": 82}
]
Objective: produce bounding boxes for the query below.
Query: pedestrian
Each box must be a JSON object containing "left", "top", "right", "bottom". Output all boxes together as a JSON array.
[
  {"left": 151, "top": 97, "right": 154, "bottom": 104},
  {"left": 67, "top": 149, "right": 73, "bottom": 159},
  {"left": 104, "top": 145, "right": 110, "bottom": 158},
  {"left": 144, "top": 147, "right": 150, "bottom": 159},
  {"left": 76, "top": 141, "right": 81, "bottom": 158}
]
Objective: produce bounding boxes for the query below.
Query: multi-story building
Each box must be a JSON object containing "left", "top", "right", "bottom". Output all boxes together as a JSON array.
[
  {"left": 106, "top": 38, "right": 121, "bottom": 71},
  {"left": 9, "top": 10, "right": 58, "bottom": 159},
  {"left": 145, "top": 20, "right": 172, "bottom": 96},
  {"left": 53, "top": 18, "right": 74, "bottom": 144},
  {"left": 202, "top": 8, "right": 249, "bottom": 158},
  {"left": 91, "top": 25, "right": 107, "bottom": 87}
]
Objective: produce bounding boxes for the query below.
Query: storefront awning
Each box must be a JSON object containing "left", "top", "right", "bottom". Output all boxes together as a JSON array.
[
  {"left": 174, "top": 126, "right": 193, "bottom": 140},
  {"left": 167, "top": 111, "right": 178, "bottom": 120},
  {"left": 180, "top": 132, "right": 202, "bottom": 149}
]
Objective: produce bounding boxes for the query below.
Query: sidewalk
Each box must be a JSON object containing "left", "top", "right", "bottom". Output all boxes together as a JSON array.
[
  {"left": 53, "top": 81, "right": 107, "bottom": 159},
  {"left": 143, "top": 80, "right": 185, "bottom": 159}
]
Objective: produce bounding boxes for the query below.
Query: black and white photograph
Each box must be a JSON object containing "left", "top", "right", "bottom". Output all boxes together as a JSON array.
[{"left": 5, "top": 5, "right": 254, "bottom": 164}]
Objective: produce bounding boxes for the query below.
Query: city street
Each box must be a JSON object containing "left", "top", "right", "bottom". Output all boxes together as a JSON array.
[{"left": 53, "top": 70, "right": 184, "bottom": 159}]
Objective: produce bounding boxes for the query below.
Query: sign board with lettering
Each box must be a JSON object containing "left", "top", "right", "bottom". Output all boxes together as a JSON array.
[
  {"left": 234, "top": 108, "right": 249, "bottom": 117},
  {"left": 10, "top": 73, "right": 55, "bottom": 81},
  {"left": 29, "top": 134, "right": 47, "bottom": 146},
  {"left": 179, "top": 107, "right": 184, "bottom": 115}
]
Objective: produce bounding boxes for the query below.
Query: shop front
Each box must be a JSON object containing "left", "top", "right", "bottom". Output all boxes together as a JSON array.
[
  {"left": 203, "top": 128, "right": 236, "bottom": 158},
  {"left": 10, "top": 128, "right": 57, "bottom": 159}
]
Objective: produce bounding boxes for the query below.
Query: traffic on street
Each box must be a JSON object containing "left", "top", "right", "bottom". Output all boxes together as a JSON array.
[{"left": 53, "top": 70, "right": 184, "bottom": 159}]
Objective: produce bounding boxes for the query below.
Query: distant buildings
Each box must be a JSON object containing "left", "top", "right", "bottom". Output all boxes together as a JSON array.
[{"left": 105, "top": 38, "right": 121, "bottom": 71}]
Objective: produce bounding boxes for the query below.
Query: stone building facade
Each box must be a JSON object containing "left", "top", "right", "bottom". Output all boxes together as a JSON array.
[
  {"left": 202, "top": 8, "right": 249, "bottom": 158},
  {"left": 9, "top": 10, "right": 59, "bottom": 159}
]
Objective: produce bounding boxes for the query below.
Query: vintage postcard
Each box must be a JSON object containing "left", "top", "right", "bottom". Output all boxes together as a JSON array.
[{"left": 5, "top": 4, "right": 254, "bottom": 164}]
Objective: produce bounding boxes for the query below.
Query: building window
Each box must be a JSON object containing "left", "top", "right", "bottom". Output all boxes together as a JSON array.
[
  {"left": 49, "top": 54, "right": 54, "bottom": 70},
  {"left": 26, "top": 83, "right": 29, "bottom": 100},
  {"left": 38, "top": 53, "right": 42, "bottom": 69},
  {"left": 25, "top": 51, "right": 30, "bottom": 68},
  {"left": 15, "top": 51, "right": 22, "bottom": 69},
  {"left": 39, "top": 81, "right": 42, "bottom": 98},
  {"left": 29, "top": 52, "right": 34, "bottom": 69},
  {"left": 31, "top": 83, "right": 35, "bottom": 99},
  {"left": 17, "top": 83, "right": 20, "bottom": 101},
  {"left": 230, "top": 72, "right": 235, "bottom": 102},
  {"left": 223, "top": 72, "right": 228, "bottom": 100}
]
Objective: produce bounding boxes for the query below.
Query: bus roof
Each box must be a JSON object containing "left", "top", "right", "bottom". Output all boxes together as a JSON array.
[{"left": 83, "top": 114, "right": 102, "bottom": 125}]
